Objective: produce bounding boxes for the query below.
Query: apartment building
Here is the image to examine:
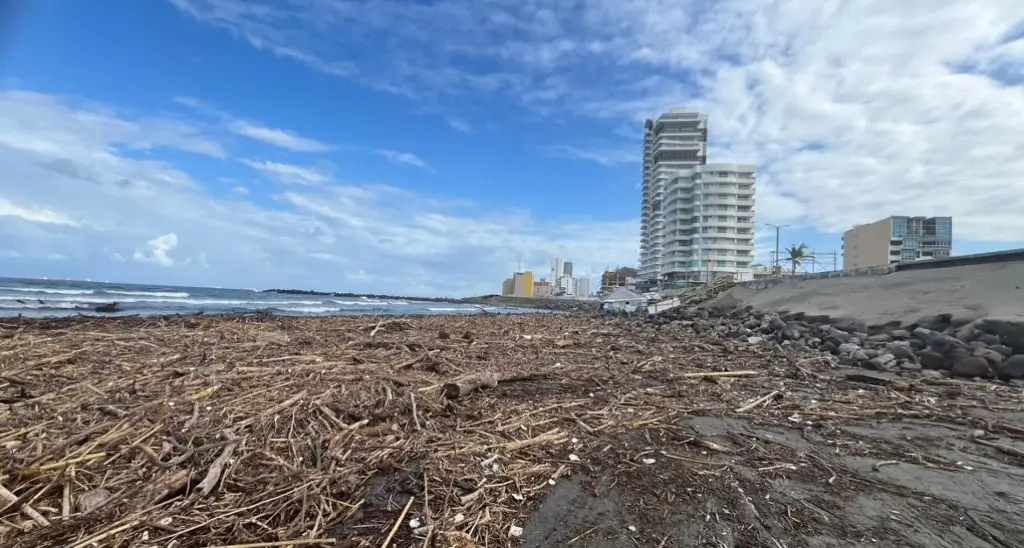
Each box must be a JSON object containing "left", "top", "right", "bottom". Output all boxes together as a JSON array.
[
  {"left": 512, "top": 271, "right": 535, "bottom": 297},
  {"left": 842, "top": 216, "right": 952, "bottom": 270},
  {"left": 658, "top": 164, "right": 756, "bottom": 282},
  {"left": 639, "top": 108, "right": 708, "bottom": 281}
]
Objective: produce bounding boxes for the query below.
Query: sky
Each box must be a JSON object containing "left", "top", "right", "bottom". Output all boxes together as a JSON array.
[{"left": 0, "top": 0, "right": 1022, "bottom": 296}]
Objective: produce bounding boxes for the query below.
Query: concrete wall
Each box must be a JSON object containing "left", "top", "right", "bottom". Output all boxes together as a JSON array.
[
  {"left": 737, "top": 264, "right": 896, "bottom": 291},
  {"left": 738, "top": 248, "right": 1024, "bottom": 292}
]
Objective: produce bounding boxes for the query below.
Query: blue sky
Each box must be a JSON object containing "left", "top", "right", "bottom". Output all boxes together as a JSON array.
[{"left": 1, "top": 0, "right": 1022, "bottom": 296}]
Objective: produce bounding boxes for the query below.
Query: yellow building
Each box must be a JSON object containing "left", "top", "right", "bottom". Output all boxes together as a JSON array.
[{"left": 512, "top": 271, "right": 534, "bottom": 297}]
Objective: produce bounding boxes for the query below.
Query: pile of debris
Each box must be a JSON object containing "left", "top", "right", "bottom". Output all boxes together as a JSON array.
[{"left": 3, "top": 313, "right": 1024, "bottom": 547}]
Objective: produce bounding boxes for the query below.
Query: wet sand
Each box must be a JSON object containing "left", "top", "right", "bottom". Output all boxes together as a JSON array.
[{"left": 1, "top": 314, "right": 1022, "bottom": 547}]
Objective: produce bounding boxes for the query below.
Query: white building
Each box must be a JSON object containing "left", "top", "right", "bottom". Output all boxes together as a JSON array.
[
  {"left": 639, "top": 108, "right": 708, "bottom": 281},
  {"left": 657, "top": 163, "right": 755, "bottom": 282},
  {"left": 556, "top": 276, "right": 577, "bottom": 296},
  {"left": 550, "top": 257, "right": 564, "bottom": 282},
  {"left": 576, "top": 277, "right": 590, "bottom": 298}
]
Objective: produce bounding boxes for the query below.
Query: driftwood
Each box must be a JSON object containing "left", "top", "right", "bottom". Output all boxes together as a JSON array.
[{"left": 442, "top": 371, "right": 540, "bottom": 399}]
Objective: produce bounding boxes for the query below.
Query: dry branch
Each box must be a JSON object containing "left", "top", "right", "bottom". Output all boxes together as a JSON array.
[
  {"left": 2, "top": 313, "right": 1022, "bottom": 547},
  {"left": 442, "top": 372, "right": 541, "bottom": 399}
]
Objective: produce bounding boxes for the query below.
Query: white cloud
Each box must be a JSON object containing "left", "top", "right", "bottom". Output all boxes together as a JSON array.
[
  {"left": 226, "top": 120, "right": 330, "bottom": 152},
  {"left": 239, "top": 159, "right": 332, "bottom": 186},
  {"left": 0, "top": 197, "right": 80, "bottom": 226},
  {"left": 0, "top": 89, "right": 637, "bottom": 295},
  {"left": 134, "top": 233, "right": 179, "bottom": 266},
  {"left": 231, "top": 185, "right": 249, "bottom": 195},
  {"left": 376, "top": 149, "right": 431, "bottom": 170},
  {"left": 447, "top": 117, "right": 473, "bottom": 133},
  {"left": 549, "top": 145, "right": 637, "bottom": 166},
  {"left": 166, "top": 0, "right": 1024, "bottom": 240}
]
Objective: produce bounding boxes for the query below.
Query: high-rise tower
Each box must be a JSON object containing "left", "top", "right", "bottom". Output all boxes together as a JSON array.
[{"left": 639, "top": 108, "right": 708, "bottom": 281}]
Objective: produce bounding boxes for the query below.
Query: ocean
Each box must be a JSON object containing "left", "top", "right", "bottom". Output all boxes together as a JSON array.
[{"left": 0, "top": 277, "right": 539, "bottom": 318}]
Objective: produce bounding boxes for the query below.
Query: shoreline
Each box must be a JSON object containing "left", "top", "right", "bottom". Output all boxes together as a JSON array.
[{"left": 3, "top": 314, "right": 1022, "bottom": 546}]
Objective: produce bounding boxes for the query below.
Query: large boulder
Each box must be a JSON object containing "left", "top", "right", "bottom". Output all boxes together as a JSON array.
[
  {"left": 975, "top": 319, "right": 1024, "bottom": 354},
  {"left": 950, "top": 356, "right": 993, "bottom": 379},
  {"left": 997, "top": 355, "right": 1024, "bottom": 381}
]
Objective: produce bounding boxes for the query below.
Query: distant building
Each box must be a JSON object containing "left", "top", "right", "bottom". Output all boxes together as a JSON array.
[
  {"left": 501, "top": 278, "right": 514, "bottom": 296},
  {"left": 533, "top": 280, "right": 552, "bottom": 298},
  {"left": 842, "top": 216, "right": 952, "bottom": 270},
  {"left": 563, "top": 261, "right": 573, "bottom": 277},
  {"left": 556, "top": 276, "right": 577, "bottom": 296},
  {"left": 598, "top": 266, "right": 634, "bottom": 288},
  {"left": 513, "top": 271, "right": 535, "bottom": 297},
  {"left": 550, "top": 258, "right": 564, "bottom": 282},
  {"left": 576, "top": 277, "right": 590, "bottom": 298}
]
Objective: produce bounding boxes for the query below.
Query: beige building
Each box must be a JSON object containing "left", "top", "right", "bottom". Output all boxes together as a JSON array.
[
  {"left": 842, "top": 216, "right": 953, "bottom": 270},
  {"left": 501, "top": 278, "right": 514, "bottom": 296}
]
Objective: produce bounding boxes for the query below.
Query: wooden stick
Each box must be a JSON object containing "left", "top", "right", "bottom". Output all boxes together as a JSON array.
[
  {"left": 0, "top": 482, "right": 51, "bottom": 526},
  {"left": 410, "top": 392, "right": 422, "bottom": 431},
  {"left": 198, "top": 431, "right": 238, "bottom": 496},
  {"left": 736, "top": 390, "right": 781, "bottom": 413},
  {"left": 680, "top": 370, "right": 758, "bottom": 378},
  {"left": 381, "top": 495, "right": 415, "bottom": 548},
  {"left": 207, "top": 540, "right": 336, "bottom": 548}
]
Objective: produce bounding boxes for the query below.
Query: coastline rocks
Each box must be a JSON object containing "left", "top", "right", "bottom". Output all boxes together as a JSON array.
[
  {"left": 997, "top": 355, "right": 1024, "bottom": 381},
  {"left": 645, "top": 305, "right": 1024, "bottom": 383}
]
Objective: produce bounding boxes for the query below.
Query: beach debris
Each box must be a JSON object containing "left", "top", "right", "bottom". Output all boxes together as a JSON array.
[
  {"left": 2, "top": 313, "right": 1024, "bottom": 546},
  {"left": 76, "top": 488, "right": 111, "bottom": 514}
]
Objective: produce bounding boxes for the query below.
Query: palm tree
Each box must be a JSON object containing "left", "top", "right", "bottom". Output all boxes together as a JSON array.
[{"left": 784, "top": 243, "right": 808, "bottom": 275}]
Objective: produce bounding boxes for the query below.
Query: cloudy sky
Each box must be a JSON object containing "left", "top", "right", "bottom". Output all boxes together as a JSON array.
[{"left": 1, "top": 0, "right": 1022, "bottom": 296}]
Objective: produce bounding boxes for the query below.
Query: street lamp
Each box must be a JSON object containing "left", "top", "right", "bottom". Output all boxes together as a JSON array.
[{"left": 765, "top": 223, "right": 789, "bottom": 276}]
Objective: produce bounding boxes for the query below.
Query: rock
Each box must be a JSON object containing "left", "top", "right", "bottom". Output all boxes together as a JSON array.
[
  {"left": 914, "top": 313, "right": 953, "bottom": 332},
  {"left": 931, "top": 335, "right": 964, "bottom": 354},
  {"left": 77, "top": 488, "right": 112, "bottom": 513},
  {"left": 888, "top": 329, "right": 912, "bottom": 340},
  {"left": 919, "top": 369, "right": 945, "bottom": 379},
  {"left": 850, "top": 350, "right": 870, "bottom": 363},
  {"left": 950, "top": 357, "right": 993, "bottom": 379},
  {"left": 866, "top": 333, "right": 891, "bottom": 343},
  {"left": 781, "top": 325, "right": 801, "bottom": 341},
  {"left": 834, "top": 319, "right": 868, "bottom": 335},
  {"left": 887, "top": 344, "right": 915, "bottom": 360},
  {"left": 826, "top": 330, "right": 853, "bottom": 344},
  {"left": 821, "top": 341, "right": 838, "bottom": 355},
  {"left": 916, "top": 350, "right": 947, "bottom": 370},
  {"left": 867, "top": 354, "right": 896, "bottom": 370},
  {"left": 973, "top": 348, "right": 1005, "bottom": 369},
  {"left": 954, "top": 323, "right": 977, "bottom": 343},
  {"left": 769, "top": 317, "right": 786, "bottom": 331},
  {"left": 996, "top": 355, "right": 1024, "bottom": 381},
  {"left": 899, "top": 361, "right": 922, "bottom": 372},
  {"left": 977, "top": 333, "right": 1001, "bottom": 346},
  {"left": 975, "top": 319, "right": 1024, "bottom": 353},
  {"left": 912, "top": 327, "right": 935, "bottom": 343},
  {"left": 968, "top": 341, "right": 988, "bottom": 351},
  {"left": 837, "top": 343, "right": 860, "bottom": 357},
  {"left": 746, "top": 336, "right": 764, "bottom": 344},
  {"left": 990, "top": 344, "right": 1013, "bottom": 357}
]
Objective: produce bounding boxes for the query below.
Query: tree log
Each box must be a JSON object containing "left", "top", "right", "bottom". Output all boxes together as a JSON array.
[{"left": 442, "top": 372, "right": 538, "bottom": 399}]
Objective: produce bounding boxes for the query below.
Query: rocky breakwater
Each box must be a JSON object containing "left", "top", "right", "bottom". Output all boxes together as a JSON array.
[{"left": 646, "top": 306, "right": 1024, "bottom": 382}]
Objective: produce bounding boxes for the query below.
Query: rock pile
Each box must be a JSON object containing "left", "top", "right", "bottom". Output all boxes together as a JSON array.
[{"left": 646, "top": 306, "right": 1024, "bottom": 381}]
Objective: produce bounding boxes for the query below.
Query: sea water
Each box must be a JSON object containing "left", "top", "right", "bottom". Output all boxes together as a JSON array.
[{"left": 0, "top": 277, "right": 537, "bottom": 318}]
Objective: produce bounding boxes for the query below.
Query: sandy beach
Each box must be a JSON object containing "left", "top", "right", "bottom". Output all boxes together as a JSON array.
[{"left": 2, "top": 313, "right": 1024, "bottom": 547}]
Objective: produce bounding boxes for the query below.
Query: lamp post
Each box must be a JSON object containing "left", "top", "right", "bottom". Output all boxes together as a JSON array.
[{"left": 766, "top": 223, "right": 789, "bottom": 276}]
